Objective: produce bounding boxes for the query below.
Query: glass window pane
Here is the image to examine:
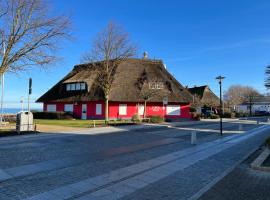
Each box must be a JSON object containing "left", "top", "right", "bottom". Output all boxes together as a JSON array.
[
  {"left": 66, "top": 84, "right": 71, "bottom": 91},
  {"left": 76, "top": 83, "right": 81, "bottom": 90},
  {"left": 71, "top": 83, "right": 75, "bottom": 90},
  {"left": 47, "top": 104, "right": 56, "bottom": 112},
  {"left": 119, "top": 104, "right": 127, "bottom": 115},
  {"left": 96, "top": 104, "right": 102, "bottom": 115},
  {"left": 81, "top": 83, "right": 86, "bottom": 90},
  {"left": 166, "top": 105, "right": 181, "bottom": 116},
  {"left": 64, "top": 104, "right": 73, "bottom": 112}
]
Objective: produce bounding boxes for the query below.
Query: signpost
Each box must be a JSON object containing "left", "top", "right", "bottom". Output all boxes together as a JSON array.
[
  {"left": 27, "top": 78, "right": 32, "bottom": 130},
  {"left": 28, "top": 78, "right": 32, "bottom": 112},
  {"left": 163, "top": 97, "right": 168, "bottom": 119}
]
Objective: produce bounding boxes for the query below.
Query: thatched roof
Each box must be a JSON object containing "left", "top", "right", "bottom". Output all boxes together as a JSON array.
[
  {"left": 37, "top": 58, "right": 193, "bottom": 103},
  {"left": 188, "top": 85, "right": 220, "bottom": 107}
]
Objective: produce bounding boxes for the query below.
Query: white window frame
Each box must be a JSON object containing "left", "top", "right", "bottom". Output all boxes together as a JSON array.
[
  {"left": 119, "top": 104, "right": 127, "bottom": 115},
  {"left": 166, "top": 105, "right": 181, "bottom": 116},
  {"left": 96, "top": 104, "right": 102, "bottom": 115},
  {"left": 64, "top": 104, "right": 73, "bottom": 112},
  {"left": 47, "top": 104, "right": 56, "bottom": 112}
]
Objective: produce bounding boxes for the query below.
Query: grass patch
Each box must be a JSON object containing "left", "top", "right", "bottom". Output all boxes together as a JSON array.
[
  {"left": 34, "top": 119, "right": 105, "bottom": 128},
  {"left": 0, "top": 129, "right": 13, "bottom": 133},
  {"left": 34, "top": 119, "right": 136, "bottom": 128}
]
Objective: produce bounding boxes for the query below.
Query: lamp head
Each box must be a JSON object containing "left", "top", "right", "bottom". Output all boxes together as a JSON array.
[{"left": 216, "top": 75, "right": 225, "bottom": 84}]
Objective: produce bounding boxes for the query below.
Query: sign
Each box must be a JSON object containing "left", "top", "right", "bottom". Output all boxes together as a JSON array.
[
  {"left": 29, "top": 78, "right": 32, "bottom": 95},
  {"left": 163, "top": 97, "right": 168, "bottom": 105},
  {"left": 152, "top": 106, "right": 160, "bottom": 112}
]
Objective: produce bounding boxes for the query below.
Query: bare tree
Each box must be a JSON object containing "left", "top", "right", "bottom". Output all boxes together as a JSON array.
[
  {"left": 190, "top": 93, "right": 202, "bottom": 112},
  {"left": 224, "top": 85, "right": 262, "bottom": 115},
  {"left": 0, "top": 0, "right": 71, "bottom": 75},
  {"left": 139, "top": 83, "right": 159, "bottom": 118},
  {"left": 82, "top": 22, "right": 136, "bottom": 123},
  {"left": 265, "top": 65, "right": 270, "bottom": 89}
]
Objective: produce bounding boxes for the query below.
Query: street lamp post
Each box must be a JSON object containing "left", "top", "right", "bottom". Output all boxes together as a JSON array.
[{"left": 216, "top": 75, "right": 225, "bottom": 136}]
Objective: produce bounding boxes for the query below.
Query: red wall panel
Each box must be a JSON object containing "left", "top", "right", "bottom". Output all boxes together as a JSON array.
[{"left": 43, "top": 101, "right": 191, "bottom": 119}]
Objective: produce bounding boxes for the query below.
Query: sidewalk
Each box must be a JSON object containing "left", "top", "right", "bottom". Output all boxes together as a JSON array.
[{"left": 198, "top": 148, "right": 270, "bottom": 200}]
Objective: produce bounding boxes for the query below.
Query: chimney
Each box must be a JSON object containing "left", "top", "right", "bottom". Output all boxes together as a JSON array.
[{"left": 143, "top": 51, "right": 148, "bottom": 59}]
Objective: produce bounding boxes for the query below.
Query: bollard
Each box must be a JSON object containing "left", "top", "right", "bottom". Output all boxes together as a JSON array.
[
  {"left": 93, "top": 120, "right": 96, "bottom": 128},
  {"left": 239, "top": 124, "right": 243, "bottom": 131},
  {"left": 257, "top": 120, "right": 260, "bottom": 125},
  {"left": 191, "top": 130, "right": 197, "bottom": 145},
  {"left": 268, "top": 118, "right": 270, "bottom": 123}
]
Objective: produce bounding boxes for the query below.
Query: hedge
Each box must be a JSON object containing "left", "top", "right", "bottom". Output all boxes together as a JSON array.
[
  {"left": 149, "top": 115, "right": 164, "bottom": 123},
  {"left": 32, "top": 111, "right": 74, "bottom": 120}
]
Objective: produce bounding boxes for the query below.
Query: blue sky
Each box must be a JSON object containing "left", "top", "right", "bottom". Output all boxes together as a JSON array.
[{"left": 4, "top": 0, "right": 270, "bottom": 108}]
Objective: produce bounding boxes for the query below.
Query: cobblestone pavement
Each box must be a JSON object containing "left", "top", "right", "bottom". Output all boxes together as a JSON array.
[
  {"left": 0, "top": 119, "right": 269, "bottom": 200},
  {"left": 198, "top": 148, "right": 270, "bottom": 200}
]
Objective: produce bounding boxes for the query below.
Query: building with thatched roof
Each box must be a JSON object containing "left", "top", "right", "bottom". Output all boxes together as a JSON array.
[
  {"left": 37, "top": 58, "right": 193, "bottom": 119},
  {"left": 188, "top": 85, "right": 220, "bottom": 112}
]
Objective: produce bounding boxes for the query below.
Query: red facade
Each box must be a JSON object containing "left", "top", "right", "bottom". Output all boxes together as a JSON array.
[{"left": 43, "top": 101, "right": 191, "bottom": 119}]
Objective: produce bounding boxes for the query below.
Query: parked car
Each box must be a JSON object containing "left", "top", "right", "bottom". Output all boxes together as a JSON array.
[{"left": 254, "top": 110, "right": 270, "bottom": 116}]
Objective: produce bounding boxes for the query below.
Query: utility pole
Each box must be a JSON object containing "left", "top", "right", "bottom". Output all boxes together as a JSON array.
[
  {"left": 0, "top": 73, "right": 4, "bottom": 124},
  {"left": 216, "top": 75, "right": 225, "bottom": 136}
]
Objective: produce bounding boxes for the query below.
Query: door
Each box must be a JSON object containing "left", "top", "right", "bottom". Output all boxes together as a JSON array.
[
  {"left": 138, "top": 104, "right": 144, "bottom": 116},
  {"left": 81, "top": 104, "right": 87, "bottom": 120}
]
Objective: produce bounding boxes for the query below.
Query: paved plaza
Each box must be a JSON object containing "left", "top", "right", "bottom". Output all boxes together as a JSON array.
[{"left": 0, "top": 119, "right": 269, "bottom": 200}]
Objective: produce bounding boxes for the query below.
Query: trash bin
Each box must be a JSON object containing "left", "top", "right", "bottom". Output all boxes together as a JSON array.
[{"left": 16, "top": 111, "right": 34, "bottom": 132}]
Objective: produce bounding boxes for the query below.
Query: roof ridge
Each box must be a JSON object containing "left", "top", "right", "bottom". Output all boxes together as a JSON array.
[{"left": 74, "top": 58, "right": 163, "bottom": 69}]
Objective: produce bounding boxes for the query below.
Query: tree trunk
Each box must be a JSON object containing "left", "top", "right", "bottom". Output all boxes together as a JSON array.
[
  {"left": 105, "top": 95, "right": 109, "bottom": 124},
  {"left": 144, "top": 100, "right": 147, "bottom": 118}
]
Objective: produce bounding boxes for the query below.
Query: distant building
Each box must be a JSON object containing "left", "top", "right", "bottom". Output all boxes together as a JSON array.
[
  {"left": 188, "top": 85, "right": 220, "bottom": 114},
  {"left": 235, "top": 96, "right": 270, "bottom": 114},
  {"left": 37, "top": 58, "right": 193, "bottom": 120}
]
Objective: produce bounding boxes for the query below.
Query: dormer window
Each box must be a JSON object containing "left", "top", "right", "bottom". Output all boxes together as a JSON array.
[
  {"left": 149, "top": 82, "right": 164, "bottom": 89},
  {"left": 66, "top": 82, "right": 87, "bottom": 91}
]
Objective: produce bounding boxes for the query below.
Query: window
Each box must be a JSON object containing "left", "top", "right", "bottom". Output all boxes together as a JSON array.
[
  {"left": 47, "top": 104, "right": 56, "bottom": 112},
  {"left": 156, "top": 82, "right": 164, "bottom": 89},
  {"left": 66, "top": 82, "right": 87, "bottom": 91},
  {"left": 64, "top": 104, "right": 73, "bottom": 112},
  {"left": 166, "top": 105, "right": 181, "bottom": 116},
  {"left": 66, "top": 84, "right": 71, "bottom": 91},
  {"left": 96, "top": 104, "right": 102, "bottom": 115},
  {"left": 149, "top": 82, "right": 164, "bottom": 89},
  {"left": 81, "top": 83, "right": 86, "bottom": 90},
  {"left": 76, "top": 83, "right": 81, "bottom": 90},
  {"left": 119, "top": 104, "right": 127, "bottom": 115},
  {"left": 71, "top": 83, "right": 76, "bottom": 91}
]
